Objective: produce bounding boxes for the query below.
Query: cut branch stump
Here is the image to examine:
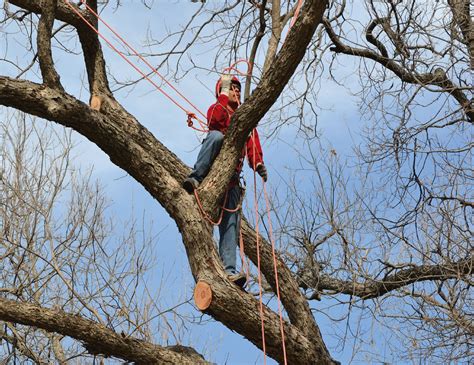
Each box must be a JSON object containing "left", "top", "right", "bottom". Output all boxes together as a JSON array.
[{"left": 194, "top": 281, "right": 212, "bottom": 311}]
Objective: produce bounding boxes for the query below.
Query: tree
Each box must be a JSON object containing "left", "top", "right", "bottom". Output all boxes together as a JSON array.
[{"left": 0, "top": 0, "right": 471, "bottom": 363}]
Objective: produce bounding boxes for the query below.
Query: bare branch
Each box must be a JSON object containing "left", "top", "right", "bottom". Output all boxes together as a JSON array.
[
  {"left": 300, "top": 257, "right": 474, "bottom": 300},
  {"left": 323, "top": 17, "right": 474, "bottom": 122}
]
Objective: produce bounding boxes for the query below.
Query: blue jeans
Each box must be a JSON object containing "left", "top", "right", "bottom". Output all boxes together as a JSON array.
[{"left": 190, "top": 131, "right": 241, "bottom": 274}]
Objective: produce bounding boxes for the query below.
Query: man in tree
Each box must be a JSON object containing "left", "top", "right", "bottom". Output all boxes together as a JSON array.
[{"left": 183, "top": 74, "right": 268, "bottom": 287}]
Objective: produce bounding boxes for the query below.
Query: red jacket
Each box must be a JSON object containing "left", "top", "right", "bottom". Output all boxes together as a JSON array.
[{"left": 207, "top": 94, "right": 264, "bottom": 174}]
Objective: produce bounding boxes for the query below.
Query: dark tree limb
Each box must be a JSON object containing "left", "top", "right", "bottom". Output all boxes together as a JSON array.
[
  {"left": 10, "top": 0, "right": 89, "bottom": 28},
  {"left": 366, "top": 18, "right": 389, "bottom": 58},
  {"left": 73, "top": 0, "right": 113, "bottom": 99},
  {"left": 244, "top": 0, "right": 267, "bottom": 100},
  {"left": 0, "top": 297, "right": 208, "bottom": 364},
  {"left": 10, "top": 0, "right": 112, "bottom": 99},
  {"left": 37, "top": 0, "right": 63, "bottom": 90},
  {"left": 447, "top": 0, "right": 473, "bottom": 69},
  {"left": 299, "top": 256, "right": 474, "bottom": 300},
  {"left": 323, "top": 17, "right": 474, "bottom": 123}
]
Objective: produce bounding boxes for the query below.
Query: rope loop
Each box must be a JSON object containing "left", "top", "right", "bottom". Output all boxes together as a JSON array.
[{"left": 223, "top": 59, "right": 252, "bottom": 77}]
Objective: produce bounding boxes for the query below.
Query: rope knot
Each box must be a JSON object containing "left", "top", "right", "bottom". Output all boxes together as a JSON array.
[{"left": 187, "top": 112, "right": 196, "bottom": 127}]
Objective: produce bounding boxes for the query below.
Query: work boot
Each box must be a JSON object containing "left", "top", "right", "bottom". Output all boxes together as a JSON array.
[
  {"left": 228, "top": 272, "right": 246, "bottom": 288},
  {"left": 182, "top": 177, "right": 199, "bottom": 194}
]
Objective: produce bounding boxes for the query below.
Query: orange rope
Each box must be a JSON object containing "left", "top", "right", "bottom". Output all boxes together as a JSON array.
[
  {"left": 289, "top": 0, "right": 304, "bottom": 28},
  {"left": 193, "top": 189, "right": 227, "bottom": 226},
  {"left": 251, "top": 129, "right": 267, "bottom": 364},
  {"left": 67, "top": 3, "right": 286, "bottom": 360},
  {"left": 65, "top": 0, "right": 208, "bottom": 131},
  {"left": 263, "top": 182, "right": 287, "bottom": 365},
  {"left": 223, "top": 59, "right": 253, "bottom": 77}
]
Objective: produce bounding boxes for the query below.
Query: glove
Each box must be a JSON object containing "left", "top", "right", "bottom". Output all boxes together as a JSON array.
[
  {"left": 220, "top": 74, "right": 232, "bottom": 96},
  {"left": 256, "top": 163, "right": 268, "bottom": 182}
]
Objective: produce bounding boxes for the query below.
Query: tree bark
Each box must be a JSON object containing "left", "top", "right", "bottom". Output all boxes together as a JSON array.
[{"left": 0, "top": 297, "right": 208, "bottom": 364}]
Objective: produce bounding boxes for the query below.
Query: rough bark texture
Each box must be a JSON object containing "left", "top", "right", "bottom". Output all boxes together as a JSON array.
[
  {"left": 0, "top": 297, "right": 208, "bottom": 364},
  {"left": 37, "top": 0, "right": 63, "bottom": 89},
  {"left": 447, "top": 0, "right": 473, "bottom": 69}
]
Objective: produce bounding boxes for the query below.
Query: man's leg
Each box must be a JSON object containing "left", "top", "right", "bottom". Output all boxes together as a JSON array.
[
  {"left": 218, "top": 184, "right": 245, "bottom": 286},
  {"left": 183, "top": 130, "right": 223, "bottom": 193},
  {"left": 186, "top": 129, "right": 223, "bottom": 181}
]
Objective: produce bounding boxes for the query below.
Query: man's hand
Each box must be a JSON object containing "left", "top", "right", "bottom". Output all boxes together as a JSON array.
[
  {"left": 256, "top": 163, "right": 268, "bottom": 182},
  {"left": 220, "top": 74, "right": 232, "bottom": 96}
]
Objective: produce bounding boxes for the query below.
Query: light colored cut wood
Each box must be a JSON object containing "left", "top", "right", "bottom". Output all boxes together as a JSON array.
[
  {"left": 194, "top": 281, "right": 212, "bottom": 311},
  {"left": 90, "top": 95, "right": 102, "bottom": 111}
]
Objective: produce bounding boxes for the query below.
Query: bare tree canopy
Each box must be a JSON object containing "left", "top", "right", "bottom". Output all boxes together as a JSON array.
[{"left": 0, "top": 0, "right": 472, "bottom": 364}]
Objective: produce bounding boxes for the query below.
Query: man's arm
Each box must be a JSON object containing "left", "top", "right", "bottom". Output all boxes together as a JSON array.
[{"left": 246, "top": 129, "right": 267, "bottom": 181}]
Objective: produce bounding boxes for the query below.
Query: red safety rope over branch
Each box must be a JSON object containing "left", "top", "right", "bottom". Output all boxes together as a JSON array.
[
  {"left": 66, "top": 2, "right": 288, "bottom": 362},
  {"left": 290, "top": 0, "right": 304, "bottom": 28},
  {"left": 65, "top": 0, "right": 208, "bottom": 131},
  {"left": 223, "top": 59, "right": 253, "bottom": 76}
]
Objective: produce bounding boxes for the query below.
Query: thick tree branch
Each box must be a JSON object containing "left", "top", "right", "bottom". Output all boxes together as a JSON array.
[
  {"left": 73, "top": 0, "right": 113, "bottom": 98},
  {"left": 10, "top": 0, "right": 112, "bottom": 99},
  {"left": 244, "top": 0, "right": 267, "bottom": 100},
  {"left": 366, "top": 18, "right": 389, "bottom": 58},
  {"left": 0, "top": 77, "right": 187, "bottom": 203},
  {"left": 10, "top": 0, "right": 88, "bottom": 28},
  {"left": 0, "top": 297, "right": 208, "bottom": 364},
  {"left": 262, "top": 0, "right": 282, "bottom": 75},
  {"left": 299, "top": 257, "right": 474, "bottom": 300},
  {"left": 197, "top": 263, "right": 336, "bottom": 364},
  {"left": 37, "top": 0, "right": 63, "bottom": 90}
]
